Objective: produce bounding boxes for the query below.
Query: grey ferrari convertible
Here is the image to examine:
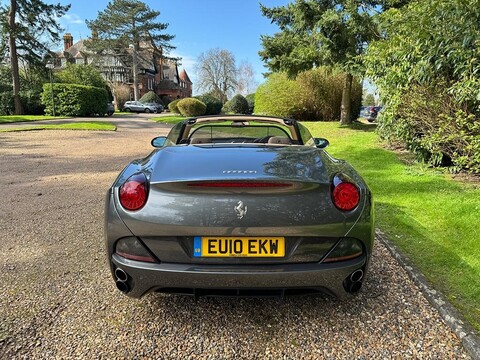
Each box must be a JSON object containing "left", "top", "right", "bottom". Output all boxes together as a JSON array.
[{"left": 105, "top": 115, "right": 374, "bottom": 298}]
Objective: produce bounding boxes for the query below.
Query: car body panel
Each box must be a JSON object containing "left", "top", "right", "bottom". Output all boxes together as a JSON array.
[{"left": 111, "top": 253, "right": 367, "bottom": 298}]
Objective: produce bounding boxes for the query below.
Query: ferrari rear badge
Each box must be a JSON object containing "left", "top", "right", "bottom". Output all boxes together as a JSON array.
[{"left": 234, "top": 201, "right": 247, "bottom": 219}]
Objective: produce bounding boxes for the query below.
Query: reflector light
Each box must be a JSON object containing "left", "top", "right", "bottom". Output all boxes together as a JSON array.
[
  {"left": 115, "top": 237, "right": 157, "bottom": 263},
  {"left": 323, "top": 237, "right": 363, "bottom": 263},
  {"left": 119, "top": 173, "right": 148, "bottom": 211},
  {"left": 116, "top": 252, "right": 156, "bottom": 263},
  {"left": 322, "top": 252, "right": 363, "bottom": 263},
  {"left": 187, "top": 181, "right": 291, "bottom": 188},
  {"left": 332, "top": 182, "right": 360, "bottom": 211}
]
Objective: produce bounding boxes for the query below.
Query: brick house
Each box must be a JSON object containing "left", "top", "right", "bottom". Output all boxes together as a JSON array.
[{"left": 56, "top": 33, "right": 192, "bottom": 101}]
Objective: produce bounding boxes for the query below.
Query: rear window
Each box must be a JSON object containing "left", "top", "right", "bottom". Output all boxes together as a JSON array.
[{"left": 189, "top": 125, "right": 291, "bottom": 144}]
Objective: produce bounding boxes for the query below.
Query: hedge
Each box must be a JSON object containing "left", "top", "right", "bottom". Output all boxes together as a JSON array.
[
  {"left": 41, "top": 83, "right": 108, "bottom": 116},
  {"left": 255, "top": 68, "right": 362, "bottom": 121}
]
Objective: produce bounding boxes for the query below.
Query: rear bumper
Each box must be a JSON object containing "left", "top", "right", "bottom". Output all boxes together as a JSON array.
[{"left": 111, "top": 254, "right": 367, "bottom": 298}]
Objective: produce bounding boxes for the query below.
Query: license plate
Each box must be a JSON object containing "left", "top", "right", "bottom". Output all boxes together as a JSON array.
[{"left": 193, "top": 237, "right": 285, "bottom": 257}]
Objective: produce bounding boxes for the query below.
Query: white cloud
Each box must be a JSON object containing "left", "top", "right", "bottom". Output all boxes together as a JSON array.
[{"left": 61, "top": 14, "right": 84, "bottom": 25}]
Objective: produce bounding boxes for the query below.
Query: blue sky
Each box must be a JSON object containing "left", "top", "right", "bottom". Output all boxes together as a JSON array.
[{"left": 44, "top": 0, "right": 290, "bottom": 94}]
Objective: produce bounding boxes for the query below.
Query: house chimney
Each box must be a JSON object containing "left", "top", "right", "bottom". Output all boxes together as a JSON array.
[{"left": 63, "top": 33, "right": 73, "bottom": 51}]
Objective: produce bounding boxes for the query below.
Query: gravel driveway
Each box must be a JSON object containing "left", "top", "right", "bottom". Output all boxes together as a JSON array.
[{"left": 0, "top": 117, "right": 470, "bottom": 359}]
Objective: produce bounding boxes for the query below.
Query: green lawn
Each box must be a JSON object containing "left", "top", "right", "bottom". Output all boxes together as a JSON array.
[
  {"left": 0, "top": 115, "right": 66, "bottom": 123},
  {"left": 152, "top": 114, "right": 186, "bottom": 124},
  {"left": 0, "top": 122, "right": 116, "bottom": 132},
  {"left": 305, "top": 121, "right": 480, "bottom": 331}
]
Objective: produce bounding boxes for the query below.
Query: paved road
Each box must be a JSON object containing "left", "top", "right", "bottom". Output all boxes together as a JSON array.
[
  {"left": 0, "top": 116, "right": 470, "bottom": 358},
  {"left": 0, "top": 112, "right": 172, "bottom": 131}
]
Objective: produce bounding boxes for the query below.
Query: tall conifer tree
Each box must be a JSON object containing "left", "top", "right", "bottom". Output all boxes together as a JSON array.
[
  {"left": 259, "top": 0, "right": 406, "bottom": 124},
  {"left": 86, "top": 0, "right": 174, "bottom": 101}
]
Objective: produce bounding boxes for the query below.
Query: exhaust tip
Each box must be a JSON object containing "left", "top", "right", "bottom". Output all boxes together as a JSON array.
[
  {"left": 350, "top": 269, "right": 364, "bottom": 283},
  {"left": 115, "top": 267, "right": 128, "bottom": 282},
  {"left": 116, "top": 280, "right": 130, "bottom": 293},
  {"left": 344, "top": 268, "right": 364, "bottom": 294},
  {"left": 348, "top": 281, "right": 362, "bottom": 294}
]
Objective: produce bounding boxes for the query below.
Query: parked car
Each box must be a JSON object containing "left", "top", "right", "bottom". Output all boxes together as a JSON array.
[
  {"left": 144, "top": 102, "right": 164, "bottom": 113},
  {"left": 366, "top": 106, "right": 382, "bottom": 122},
  {"left": 123, "top": 101, "right": 158, "bottom": 113},
  {"left": 106, "top": 102, "right": 115, "bottom": 116},
  {"left": 105, "top": 115, "right": 374, "bottom": 299}
]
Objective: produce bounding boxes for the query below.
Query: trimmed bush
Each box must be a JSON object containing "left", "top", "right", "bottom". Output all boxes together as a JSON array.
[
  {"left": 222, "top": 100, "right": 232, "bottom": 114},
  {"left": 245, "top": 93, "right": 255, "bottom": 114},
  {"left": 41, "top": 83, "right": 108, "bottom": 116},
  {"left": 228, "top": 94, "right": 249, "bottom": 114},
  {"left": 194, "top": 94, "right": 222, "bottom": 115},
  {"left": 139, "top": 90, "right": 162, "bottom": 104},
  {"left": 168, "top": 99, "right": 181, "bottom": 113},
  {"left": 177, "top": 98, "right": 206, "bottom": 117}
]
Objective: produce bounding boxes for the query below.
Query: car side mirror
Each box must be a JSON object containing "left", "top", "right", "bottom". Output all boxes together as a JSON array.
[
  {"left": 151, "top": 136, "right": 167, "bottom": 148},
  {"left": 314, "top": 138, "right": 329, "bottom": 149}
]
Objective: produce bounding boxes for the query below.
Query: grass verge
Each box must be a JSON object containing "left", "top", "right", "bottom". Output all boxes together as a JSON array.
[
  {"left": 0, "top": 122, "right": 116, "bottom": 132},
  {"left": 304, "top": 121, "right": 480, "bottom": 332},
  {"left": 152, "top": 115, "right": 186, "bottom": 124},
  {"left": 0, "top": 115, "right": 66, "bottom": 123}
]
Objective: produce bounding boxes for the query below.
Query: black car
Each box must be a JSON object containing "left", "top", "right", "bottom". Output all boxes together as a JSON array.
[
  {"left": 366, "top": 106, "right": 382, "bottom": 122},
  {"left": 106, "top": 102, "right": 115, "bottom": 116}
]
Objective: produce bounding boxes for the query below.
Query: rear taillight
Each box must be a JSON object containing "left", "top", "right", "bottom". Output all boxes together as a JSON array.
[
  {"left": 332, "top": 178, "right": 360, "bottom": 211},
  {"left": 119, "top": 173, "right": 148, "bottom": 211}
]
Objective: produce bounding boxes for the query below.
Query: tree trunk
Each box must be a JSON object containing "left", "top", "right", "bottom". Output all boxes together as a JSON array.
[
  {"left": 9, "top": 0, "right": 23, "bottom": 115},
  {"left": 340, "top": 73, "right": 353, "bottom": 125},
  {"left": 131, "top": 20, "right": 139, "bottom": 101},
  {"left": 132, "top": 43, "right": 139, "bottom": 101}
]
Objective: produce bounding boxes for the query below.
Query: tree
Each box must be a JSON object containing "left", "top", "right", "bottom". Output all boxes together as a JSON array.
[
  {"left": 259, "top": 0, "right": 400, "bottom": 124},
  {"left": 236, "top": 60, "right": 257, "bottom": 96},
  {"left": 86, "top": 0, "right": 175, "bottom": 101},
  {"left": 57, "top": 63, "right": 107, "bottom": 89},
  {"left": 1, "top": 0, "right": 70, "bottom": 114},
  {"left": 195, "top": 48, "right": 237, "bottom": 104},
  {"left": 363, "top": 93, "right": 375, "bottom": 106}
]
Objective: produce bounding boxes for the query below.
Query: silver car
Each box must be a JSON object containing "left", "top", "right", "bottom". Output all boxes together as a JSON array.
[
  {"left": 105, "top": 115, "right": 374, "bottom": 298},
  {"left": 123, "top": 101, "right": 157, "bottom": 113}
]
